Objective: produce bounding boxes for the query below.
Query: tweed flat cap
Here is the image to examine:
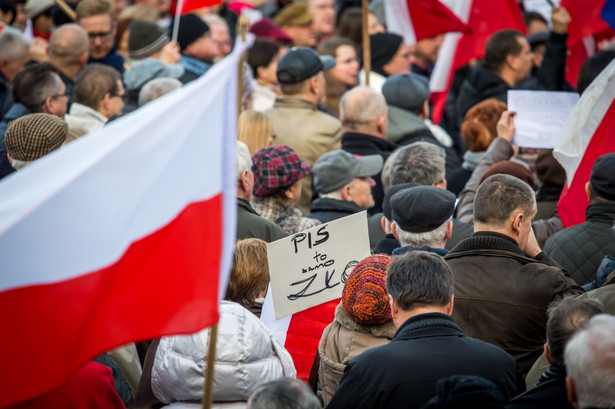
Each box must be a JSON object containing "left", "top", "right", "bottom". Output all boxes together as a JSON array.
[
  {"left": 5, "top": 113, "right": 68, "bottom": 161},
  {"left": 274, "top": 2, "right": 313, "bottom": 27},
  {"left": 590, "top": 153, "right": 615, "bottom": 201},
  {"left": 390, "top": 186, "right": 456, "bottom": 233}
]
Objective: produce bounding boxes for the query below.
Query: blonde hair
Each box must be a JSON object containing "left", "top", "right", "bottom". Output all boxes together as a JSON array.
[
  {"left": 225, "top": 239, "right": 270, "bottom": 308},
  {"left": 237, "top": 109, "right": 273, "bottom": 156}
]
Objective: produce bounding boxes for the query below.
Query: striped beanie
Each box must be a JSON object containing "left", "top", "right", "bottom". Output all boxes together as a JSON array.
[
  {"left": 342, "top": 254, "right": 392, "bottom": 325},
  {"left": 5, "top": 113, "right": 67, "bottom": 161}
]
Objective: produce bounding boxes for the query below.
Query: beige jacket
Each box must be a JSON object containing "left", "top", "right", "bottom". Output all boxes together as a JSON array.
[
  {"left": 318, "top": 302, "right": 396, "bottom": 406},
  {"left": 266, "top": 96, "right": 343, "bottom": 214}
]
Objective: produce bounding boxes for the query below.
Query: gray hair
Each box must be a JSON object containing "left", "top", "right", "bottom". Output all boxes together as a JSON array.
[
  {"left": 390, "top": 142, "right": 445, "bottom": 186},
  {"left": 565, "top": 314, "right": 615, "bottom": 409},
  {"left": 340, "top": 86, "right": 387, "bottom": 131},
  {"left": 474, "top": 174, "right": 536, "bottom": 227},
  {"left": 236, "top": 140, "right": 252, "bottom": 180},
  {"left": 0, "top": 27, "right": 29, "bottom": 65},
  {"left": 386, "top": 251, "right": 453, "bottom": 311},
  {"left": 248, "top": 378, "right": 321, "bottom": 409},
  {"left": 138, "top": 78, "right": 182, "bottom": 106},
  {"left": 396, "top": 219, "right": 450, "bottom": 248}
]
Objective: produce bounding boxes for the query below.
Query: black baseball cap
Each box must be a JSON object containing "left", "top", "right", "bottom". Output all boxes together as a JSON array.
[{"left": 277, "top": 47, "right": 336, "bottom": 84}]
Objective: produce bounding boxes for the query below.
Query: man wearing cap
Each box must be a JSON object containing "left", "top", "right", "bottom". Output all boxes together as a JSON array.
[
  {"left": 389, "top": 186, "right": 456, "bottom": 257},
  {"left": 544, "top": 153, "right": 615, "bottom": 286},
  {"left": 382, "top": 73, "right": 459, "bottom": 174},
  {"left": 236, "top": 141, "right": 288, "bottom": 242},
  {"left": 251, "top": 145, "right": 321, "bottom": 235},
  {"left": 326, "top": 251, "right": 520, "bottom": 409},
  {"left": 176, "top": 14, "right": 219, "bottom": 83},
  {"left": 266, "top": 46, "right": 343, "bottom": 215},
  {"left": 372, "top": 182, "right": 417, "bottom": 255},
  {"left": 339, "top": 86, "right": 397, "bottom": 215},
  {"left": 274, "top": 2, "right": 316, "bottom": 47},
  {"left": 5, "top": 113, "right": 67, "bottom": 170},
  {"left": 307, "top": 149, "right": 382, "bottom": 223},
  {"left": 64, "top": 63, "right": 124, "bottom": 143},
  {"left": 444, "top": 174, "right": 582, "bottom": 377}
]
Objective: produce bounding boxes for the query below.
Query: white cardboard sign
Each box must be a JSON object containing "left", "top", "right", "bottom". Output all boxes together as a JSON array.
[
  {"left": 507, "top": 90, "right": 579, "bottom": 149},
  {"left": 266, "top": 211, "right": 371, "bottom": 319}
]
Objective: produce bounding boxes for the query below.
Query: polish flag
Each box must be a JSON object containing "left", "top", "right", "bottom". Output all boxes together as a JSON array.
[
  {"left": 554, "top": 58, "right": 615, "bottom": 228},
  {"left": 0, "top": 37, "right": 250, "bottom": 407},
  {"left": 179, "top": 0, "right": 222, "bottom": 15},
  {"left": 261, "top": 288, "right": 338, "bottom": 382},
  {"left": 429, "top": 0, "right": 525, "bottom": 123},
  {"left": 384, "top": 0, "right": 471, "bottom": 45}
]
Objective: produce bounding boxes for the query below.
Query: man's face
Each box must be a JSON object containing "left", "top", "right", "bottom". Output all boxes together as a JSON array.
[
  {"left": 1, "top": 50, "right": 30, "bottom": 81},
  {"left": 283, "top": 23, "right": 316, "bottom": 47},
  {"left": 79, "top": 13, "right": 115, "bottom": 60},
  {"left": 347, "top": 176, "right": 376, "bottom": 209},
  {"left": 185, "top": 33, "right": 220, "bottom": 63},
  {"left": 412, "top": 34, "right": 445, "bottom": 67},
  {"left": 382, "top": 43, "right": 411, "bottom": 76},
  {"left": 107, "top": 80, "right": 125, "bottom": 117},
  {"left": 512, "top": 36, "right": 533, "bottom": 83},
  {"left": 309, "top": 0, "right": 336, "bottom": 37},
  {"left": 210, "top": 23, "right": 232, "bottom": 59},
  {"left": 45, "top": 75, "right": 69, "bottom": 118}
]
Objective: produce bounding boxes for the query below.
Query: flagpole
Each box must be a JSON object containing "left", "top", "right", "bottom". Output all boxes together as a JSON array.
[
  {"left": 52, "top": 0, "right": 76, "bottom": 21},
  {"left": 171, "top": 0, "right": 185, "bottom": 43},
  {"left": 202, "top": 323, "right": 218, "bottom": 409},
  {"left": 361, "top": 0, "right": 371, "bottom": 86},
  {"left": 237, "top": 15, "right": 249, "bottom": 116}
]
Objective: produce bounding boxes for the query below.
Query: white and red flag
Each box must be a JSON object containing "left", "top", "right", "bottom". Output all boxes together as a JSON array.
[
  {"left": 0, "top": 36, "right": 249, "bottom": 407},
  {"left": 554, "top": 58, "right": 615, "bottom": 228},
  {"left": 383, "top": 0, "right": 471, "bottom": 45}
]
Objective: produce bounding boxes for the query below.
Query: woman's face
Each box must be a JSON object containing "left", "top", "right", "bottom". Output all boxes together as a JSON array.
[
  {"left": 258, "top": 51, "right": 282, "bottom": 85},
  {"left": 330, "top": 45, "right": 360, "bottom": 87}
]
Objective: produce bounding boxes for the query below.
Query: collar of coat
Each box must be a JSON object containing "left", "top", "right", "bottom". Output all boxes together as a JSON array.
[
  {"left": 447, "top": 231, "right": 524, "bottom": 257},
  {"left": 586, "top": 202, "right": 615, "bottom": 223},
  {"left": 393, "top": 312, "right": 461, "bottom": 340},
  {"left": 334, "top": 302, "right": 396, "bottom": 340}
]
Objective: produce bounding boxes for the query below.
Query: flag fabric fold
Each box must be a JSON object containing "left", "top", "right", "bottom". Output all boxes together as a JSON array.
[
  {"left": 554, "top": 58, "right": 615, "bottom": 228},
  {"left": 180, "top": 0, "right": 222, "bottom": 15},
  {"left": 0, "top": 34, "right": 252, "bottom": 408}
]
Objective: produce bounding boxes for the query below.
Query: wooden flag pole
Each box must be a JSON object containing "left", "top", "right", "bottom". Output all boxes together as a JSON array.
[
  {"left": 201, "top": 323, "right": 218, "bottom": 409},
  {"left": 236, "top": 15, "right": 249, "bottom": 116},
  {"left": 52, "top": 0, "right": 76, "bottom": 21},
  {"left": 361, "top": 0, "right": 371, "bottom": 86}
]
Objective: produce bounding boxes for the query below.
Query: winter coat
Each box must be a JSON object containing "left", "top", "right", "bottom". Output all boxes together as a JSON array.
[
  {"left": 544, "top": 203, "right": 615, "bottom": 286},
  {"left": 237, "top": 199, "right": 287, "bottom": 242},
  {"left": 325, "top": 313, "right": 520, "bottom": 409},
  {"left": 318, "top": 303, "right": 396, "bottom": 406},
  {"left": 307, "top": 198, "right": 364, "bottom": 224},
  {"left": 251, "top": 195, "right": 321, "bottom": 235},
  {"left": 151, "top": 301, "right": 296, "bottom": 406},
  {"left": 444, "top": 232, "right": 583, "bottom": 376},
  {"left": 456, "top": 65, "right": 510, "bottom": 125},
  {"left": 266, "top": 96, "right": 343, "bottom": 214},
  {"left": 507, "top": 365, "right": 573, "bottom": 409}
]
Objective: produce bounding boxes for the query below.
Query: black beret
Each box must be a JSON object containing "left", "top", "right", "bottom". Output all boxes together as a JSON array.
[
  {"left": 390, "top": 186, "right": 456, "bottom": 233},
  {"left": 382, "top": 183, "right": 419, "bottom": 220},
  {"left": 590, "top": 153, "right": 615, "bottom": 201}
]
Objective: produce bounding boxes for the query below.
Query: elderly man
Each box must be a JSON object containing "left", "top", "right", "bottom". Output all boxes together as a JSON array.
[
  {"left": 307, "top": 149, "right": 382, "bottom": 223},
  {"left": 76, "top": 0, "right": 125, "bottom": 74},
  {"left": 266, "top": 47, "right": 343, "bottom": 214},
  {"left": 48, "top": 24, "right": 90, "bottom": 104},
  {"left": 236, "top": 141, "right": 287, "bottom": 242},
  {"left": 326, "top": 251, "right": 520, "bottom": 409},
  {"left": 372, "top": 182, "right": 417, "bottom": 255},
  {"left": 389, "top": 186, "right": 456, "bottom": 257},
  {"left": 0, "top": 27, "right": 30, "bottom": 117},
  {"left": 445, "top": 174, "right": 583, "bottom": 376},
  {"left": 64, "top": 64, "right": 125, "bottom": 143},
  {"left": 274, "top": 2, "right": 316, "bottom": 47},
  {"left": 565, "top": 314, "right": 615, "bottom": 409}
]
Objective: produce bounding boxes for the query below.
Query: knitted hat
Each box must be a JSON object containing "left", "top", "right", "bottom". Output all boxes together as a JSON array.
[
  {"left": 390, "top": 186, "right": 456, "bottom": 233},
  {"left": 370, "top": 33, "right": 403, "bottom": 73},
  {"left": 342, "top": 254, "right": 392, "bottom": 325},
  {"left": 252, "top": 145, "right": 311, "bottom": 197},
  {"left": 176, "top": 14, "right": 210, "bottom": 51},
  {"left": 479, "top": 161, "right": 535, "bottom": 188},
  {"left": 313, "top": 150, "right": 383, "bottom": 194},
  {"left": 382, "top": 73, "right": 430, "bottom": 113},
  {"left": 5, "top": 113, "right": 67, "bottom": 161},
  {"left": 274, "top": 2, "right": 313, "bottom": 27},
  {"left": 590, "top": 153, "right": 615, "bottom": 201},
  {"left": 129, "top": 19, "right": 170, "bottom": 59},
  {"left": 250, "top": 17, "right": 293, "bottom": 44}
]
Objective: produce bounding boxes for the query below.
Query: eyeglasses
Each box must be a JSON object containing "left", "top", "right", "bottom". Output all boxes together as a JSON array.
[
  {"left": 110, "top": 92, "right": 126, "bottom": 101},
  {"left": 40, "top": 92, "right": 69, "bottom": 106},
  {"left": 88, "top": 31, "right": 113, "bottom": 42}
]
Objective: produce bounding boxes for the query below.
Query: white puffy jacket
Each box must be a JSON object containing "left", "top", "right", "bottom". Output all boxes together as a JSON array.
[{"left": 151, "top": 301, "right": 296, "bottom": 405}]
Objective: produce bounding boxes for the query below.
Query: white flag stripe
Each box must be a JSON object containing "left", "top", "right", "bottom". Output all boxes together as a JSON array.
[
  {"left": 554, "top": 58, "right": 615, "bottom": 185},
  {"left": 384, "top": 0, "right": 417, "bottom": 45},
  {"left": 261, "top": 284, "right": 292, "bottom": 345},
  {"left": 0, "top": 37, "right": 251, "bottom": 292}
]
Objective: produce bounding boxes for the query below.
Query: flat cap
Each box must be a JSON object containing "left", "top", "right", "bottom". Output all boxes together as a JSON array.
[
  {"left": 590, "top": 153, "right": 615, "bottom": 201},
  {"left": 5, "top": 113, "right": 67, "bottom": 161},
  {"left": 382, "top": 73, "right": 430, "bottom": 113},
  {"left": 382, "top": 182, "right": 419, "bottom": 220},
  {"left": 313, "top": 150, "right": 383, "bottom": 194},
  {"left": 252, "top": 145, "right": 311, "bottom": 197},
  {"left": 274, "top": 2, "right": 313, "bottom": 27},
  {"left": 390, "top": 186, "right": 456, "bottom": 233}
]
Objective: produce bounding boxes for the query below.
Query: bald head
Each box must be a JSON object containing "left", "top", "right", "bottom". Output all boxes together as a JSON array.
[
  {"left": 49, "top": 24, "right": 89, "bottom": 71},
  {"left": 340, "top": 86, "right": 388, "bottom": 137}
]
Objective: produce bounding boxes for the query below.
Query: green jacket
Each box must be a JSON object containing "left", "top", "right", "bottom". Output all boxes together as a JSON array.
[{"left": 236, "top": 199, "right": 287, "bottom": 243}]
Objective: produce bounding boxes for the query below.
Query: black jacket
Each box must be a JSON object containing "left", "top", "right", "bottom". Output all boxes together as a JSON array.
[
  {"left": 544, "top": 203, "right": 615, "bottom": 286},
  {"left": 326, "top": 313, "right": 520, "bottom": 409},
  {"left": 507, "top": 365, "right": 573, "bottom": 409},
  {"left": 307, "top": 198, "right": 364, "bottom": 224},
  {"left": 341, "top": 131, "right": 397, "bottom": 214},
  {"left": 516, "top": 32, "right": 574, "bottom": 92},
  {"left": 456, "top": 65, "right": 510, "bottom": 125}
]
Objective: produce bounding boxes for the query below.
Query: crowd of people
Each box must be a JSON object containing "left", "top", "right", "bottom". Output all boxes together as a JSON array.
[{"left": 2, "top": 0, "right": 615, "bottom": 407}]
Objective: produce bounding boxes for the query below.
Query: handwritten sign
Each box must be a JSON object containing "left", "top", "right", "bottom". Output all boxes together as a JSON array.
[
  {"left": 267, "top": 211, "right": 371, "bottom": 319},
  {"left": 508, "top": 90, "right": 579, "bottom": 149}
]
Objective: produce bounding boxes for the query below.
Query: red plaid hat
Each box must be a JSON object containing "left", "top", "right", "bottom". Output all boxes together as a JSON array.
[{"left": 252, "top": 145, "right": 311, "bottom": 197}]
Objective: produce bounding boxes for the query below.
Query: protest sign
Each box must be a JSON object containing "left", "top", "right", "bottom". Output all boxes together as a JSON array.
[
  {"left": 267, "top": 211, "right": 371, "bottom": 319},
  {"left": 508, "top": 90, "right": 579, "bottom": 149}
]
